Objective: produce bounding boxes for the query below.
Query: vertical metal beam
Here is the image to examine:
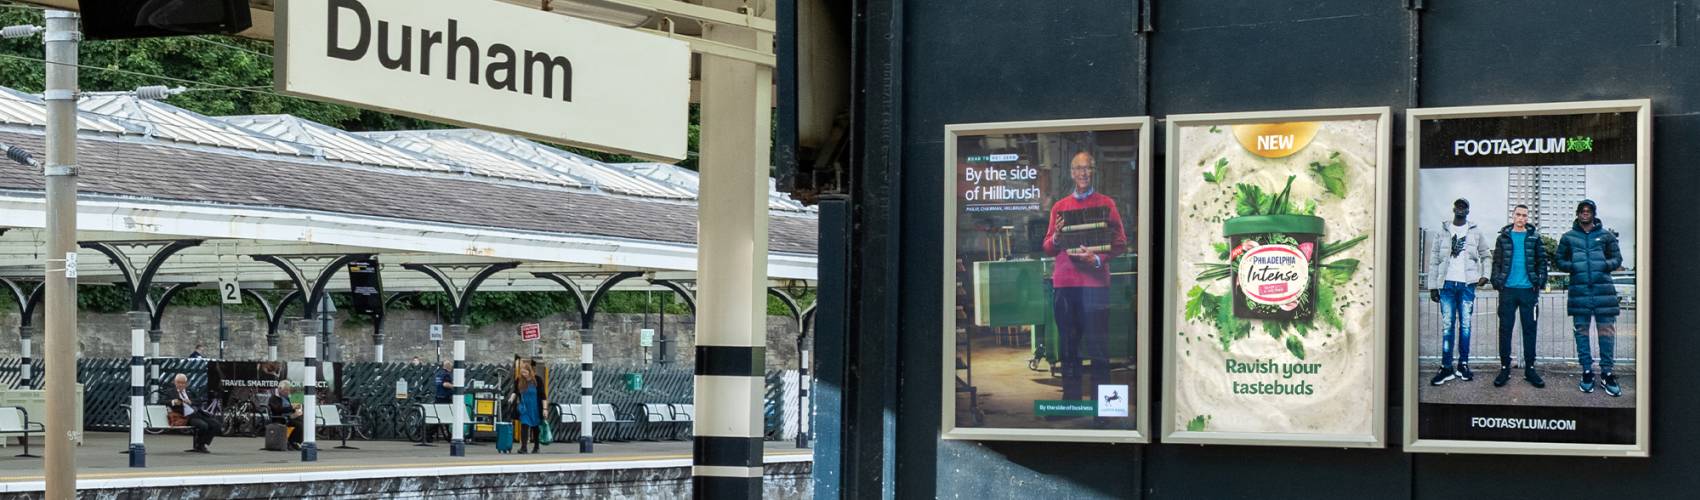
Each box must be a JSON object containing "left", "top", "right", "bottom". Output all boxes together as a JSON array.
[
  {"left": 42, "top": 9, "right": 79, "bottom": 491},
  {"left": 576, "top": 270, "right": 643, "bottom": 454},
  {"left": 845, "top": 0, "right": 904, "bottom": 493},
  {"left": 812, "top": 195, "right": 850, "bottom": 497},
  {"left": 127, "top": 311, "right": 147, "bottom": 467},
  {"left": 450, "top": 324, "right": 469, "bottom": 457},
  {"left": 694, "top": 0, "right": 775, "bottom": 494},
  {"left": 299, "top": 318, "right": 319, "bottom": 462}
]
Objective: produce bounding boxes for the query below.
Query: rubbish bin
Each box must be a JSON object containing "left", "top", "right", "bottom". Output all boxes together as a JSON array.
[{"left": 623, "top": 373, "right": 643, "bottom": 391}]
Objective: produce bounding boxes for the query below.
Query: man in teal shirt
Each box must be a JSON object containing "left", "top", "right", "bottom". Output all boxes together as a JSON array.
[{"left": 1490, "top": 205, "right": 1548, "bottom": 388}]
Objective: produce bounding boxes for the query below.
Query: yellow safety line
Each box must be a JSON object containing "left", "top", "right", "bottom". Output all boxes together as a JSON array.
[{"left": 0, "top": 450, "right": 812, "bottom": 483}]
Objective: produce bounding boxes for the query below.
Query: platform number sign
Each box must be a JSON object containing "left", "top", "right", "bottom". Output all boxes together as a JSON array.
[{"left": 218, "top": 277, "right": 241, "bottom": 305}]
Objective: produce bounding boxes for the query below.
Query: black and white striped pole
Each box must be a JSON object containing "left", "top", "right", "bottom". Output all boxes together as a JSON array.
[
  {"left": 450, "top": 324, "right": 468, "bottom": 457},
  {"left": 300, "top": 318, "right": 319, "bottom": 462},
  {"left": 128, "top": 311, "right": 148, "bottom": 467},
  {"left": 796, "top": 345, "right": 810, "bottom": 449},
  {"left": 579, "top": 328, "right": 595, "bottom": 453},
  {"left": 18, "top": 325, "right": 32, "bottom": 389}
]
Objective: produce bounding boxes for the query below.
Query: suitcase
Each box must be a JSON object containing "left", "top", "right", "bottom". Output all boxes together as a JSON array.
[
  {"left": 494, "top": 421, "right": 514, "bottom": 453},
  {"left": 264, "top": 423, "right": 289, "bottom": 451}
]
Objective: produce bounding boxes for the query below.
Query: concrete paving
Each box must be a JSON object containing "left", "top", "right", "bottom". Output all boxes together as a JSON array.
[
  {"left": 0, "top": 431, "right": 811, "bottom": 483},
  {"left": 1417, "top": 366, "right": 1636, "bottom": 407}
]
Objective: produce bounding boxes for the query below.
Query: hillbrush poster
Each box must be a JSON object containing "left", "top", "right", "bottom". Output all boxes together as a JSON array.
[
  {"left": 941, "top": 117, "right": 1152, "bottom": 443},
  {"left": 1163, "top": 108, "right": 1390, "bottom": 447}
]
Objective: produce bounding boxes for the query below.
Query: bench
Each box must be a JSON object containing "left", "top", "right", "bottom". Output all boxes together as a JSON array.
[
  {"left": 413, "top": 403, "right": 457, "bottom": 446},
  {"left": 143, "top": 405, "right": 192, "bottom": 434},
  {"left": 669, "top": 404, "right": 695, "bottom": 440},
  {"left": 0, "top": 407, "right": 42, "bottom": 458},
  {"left": 591, "top": 403, "right": 635, "bottom": 442},
  {"left": 550, "top": 402, "right": 582, "bottom": 442},
  {"left": 315, "top": 405, "right": 358, "bottom": 450},
  {"left": 642, "top": 403, "right": 689, "bottom": 441}
]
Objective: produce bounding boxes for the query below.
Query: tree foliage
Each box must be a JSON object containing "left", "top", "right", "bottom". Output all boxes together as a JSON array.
[{"left": 0, "top": 8, "right": 695, "bottom": 165}]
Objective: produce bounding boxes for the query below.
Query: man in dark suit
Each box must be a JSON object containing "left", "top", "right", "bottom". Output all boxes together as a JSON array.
[
  {"left": 162, "top": 373, "right": 222, "bottom": 453},
  {"left": 268, "top": 381, "right": 305, "bottom": 450}
]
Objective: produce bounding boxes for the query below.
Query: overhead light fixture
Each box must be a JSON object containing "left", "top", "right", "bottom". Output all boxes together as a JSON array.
[{"left": 542, "top": 0, "right": 658, "bottom": 29}]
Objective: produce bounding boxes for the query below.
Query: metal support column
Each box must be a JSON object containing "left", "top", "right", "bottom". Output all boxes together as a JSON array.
[
  {"left": 693, "top": 0, "right": 776, "bottom": 494},
  {"left": 127, "top": 311, "right": 148, "bottom": 467},
  {"left": 450, "top": 324, "right": 468, "bottom": 457},
  {"left": 299, "top": 318, "right": 319, "bottom": 462},
  {"left": 19, "top": 325, "right": 34, "bottom": 389},
  {"left": 42, "top": 9, "right": 80, "bottom": 493},
  {"left": 580, "top": 328, "right": 595, "bottom": 453}
]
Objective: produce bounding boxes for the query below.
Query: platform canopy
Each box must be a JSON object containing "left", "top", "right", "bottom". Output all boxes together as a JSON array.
[{"left": 0, "top": 86, "right": 816, "bottom": 296}]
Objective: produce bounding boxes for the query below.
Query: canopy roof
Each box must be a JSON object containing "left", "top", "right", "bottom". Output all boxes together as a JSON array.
[{"left": 0, "top": 86, "right": 815, "bottom": 295}]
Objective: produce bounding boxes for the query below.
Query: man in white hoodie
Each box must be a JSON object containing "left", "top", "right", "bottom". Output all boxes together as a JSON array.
[{"left": 1427, "top": 198, "right": 1493, "bottom": 385}]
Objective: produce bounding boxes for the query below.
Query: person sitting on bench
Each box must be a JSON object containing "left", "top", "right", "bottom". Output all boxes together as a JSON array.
[
  {"left": 161, "top": 374, "right": 222, "bottom": 453},
  {"left": 269, "top": 381, "right": 305, "bottom": 450}
]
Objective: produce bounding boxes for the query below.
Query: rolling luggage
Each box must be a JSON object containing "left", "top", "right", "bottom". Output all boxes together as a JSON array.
[
  {"left": 494, "top": 421, "right": 514, "bottom": 453},
  {"left": 264, "top": 423, "right": 289, "bottom": 451}
]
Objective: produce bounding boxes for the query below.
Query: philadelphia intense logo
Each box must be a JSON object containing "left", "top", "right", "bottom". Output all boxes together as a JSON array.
[
  {"left": 1452, "top": 136, "right": 1594, "bottom": 156},
  {"left": 1236, "top": 244, "right": 1310, "bottom": 309}
]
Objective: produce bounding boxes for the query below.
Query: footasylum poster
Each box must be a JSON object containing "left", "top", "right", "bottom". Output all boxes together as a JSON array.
[
  {"left": 942, "top": 117, "right": 1151, "bottom": 443},
  {"left": 1406, "top": 101, "right": 1650, "bottom": 457},
  {"left": 1164, "top": 108, "right": 1388, "bottom": 447}
]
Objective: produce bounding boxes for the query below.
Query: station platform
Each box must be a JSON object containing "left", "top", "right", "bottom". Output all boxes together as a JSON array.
[{"left": 0, "top": 432, "right": 812, "bottom": 498}]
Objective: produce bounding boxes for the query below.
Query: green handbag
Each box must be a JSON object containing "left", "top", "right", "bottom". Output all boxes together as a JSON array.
[{"left": 538, "top": 419, "right": 554, "bottom": 445}]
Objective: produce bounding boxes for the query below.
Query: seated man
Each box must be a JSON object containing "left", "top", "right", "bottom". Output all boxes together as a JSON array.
[
  {"left": 269, "top": 381, "right": 305, "bottom": 450},
  {"left": 160, "top": 373, "right": 222, "bottom": 453}
]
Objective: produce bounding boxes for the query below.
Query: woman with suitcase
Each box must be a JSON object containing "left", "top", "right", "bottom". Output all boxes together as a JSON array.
[{"left": 507, "top": 361, "right": 548, "bottom": 454}]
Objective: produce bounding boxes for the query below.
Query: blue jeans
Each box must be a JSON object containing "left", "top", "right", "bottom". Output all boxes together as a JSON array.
[
  {"left": 1573, "top": 315, "right": 1617, "bottom": 373},
  {"left": 1053, "top": 286, "right": 1110, "bottom": 401},
  {"left": 1438, "top": 281, "right": 1477, "bottom": 369}
]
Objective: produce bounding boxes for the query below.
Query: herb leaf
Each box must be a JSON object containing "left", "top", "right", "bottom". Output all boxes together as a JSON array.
[
  {"left": 1184, "top": 285, "right": 1205, "bottom": 320},
  {"left": 1309, "top": 151, "right": 1348, "bottom": 198},
  {"left": 1187, "top": 414, "right": 1211, "bottom": 431},
  {"left": 1234, "top": 184, "right": 1266, "bottom": 216},
  {"left": 1285, "top": 335, "right": 1307, "bottom": 360}
]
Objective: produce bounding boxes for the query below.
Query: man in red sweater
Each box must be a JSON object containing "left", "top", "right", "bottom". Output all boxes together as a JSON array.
[{"left": 1042, "top": 151, "right": 1128, "bottom": 402}]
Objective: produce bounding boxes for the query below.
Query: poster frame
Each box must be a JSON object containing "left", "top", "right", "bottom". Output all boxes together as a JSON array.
[
  {"left": 939, "top": 116, "right": 1154, "bottom": 443},
  {"left": 1159, "top": 106, "right": 1392, "bottom": 448},
  {"left": 1402, "top": 99, "right": 1652, "bottom": 458}
]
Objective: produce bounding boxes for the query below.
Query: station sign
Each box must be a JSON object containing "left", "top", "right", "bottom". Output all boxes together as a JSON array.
[{"left": 275, "top": 0, "right": 691, "bottom": 161}]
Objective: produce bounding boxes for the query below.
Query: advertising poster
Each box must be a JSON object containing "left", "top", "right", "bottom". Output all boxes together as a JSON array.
[
  {"left": 1405, "top": 101, "right": 1651, "bottom": 457},
  {"left": 1162, "top": 108, "right": 1389, "bottom": 447},
  {"left": 941, "top": 117, "right": 1152, "bottom": 443}
]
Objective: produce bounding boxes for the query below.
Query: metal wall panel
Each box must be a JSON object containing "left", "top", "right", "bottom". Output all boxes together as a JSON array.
[{"left": 837, "top": 0, "right": 1700, "bottom": 498}]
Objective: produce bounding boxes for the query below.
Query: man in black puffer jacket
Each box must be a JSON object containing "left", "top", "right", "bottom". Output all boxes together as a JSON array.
[
  {"left": 1490, "top": 205, "right": 1547, "bottom": 388},
  {"left": 1553, "top": 199, "right": 1623, "bottom": 397}
]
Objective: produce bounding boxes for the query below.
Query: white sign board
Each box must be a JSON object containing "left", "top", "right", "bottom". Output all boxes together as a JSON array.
[
  {"left": 275, "top": 0, "right": 691, "bottom": 161},
  {"left": 639, "top": 328, "right": 655, "bottom": 348},
  {"left": 218, "top": 277, "right": 242, "bottom": 305},
  {"left": 429, "top": 324, "right": 444, "bottom": 342}
]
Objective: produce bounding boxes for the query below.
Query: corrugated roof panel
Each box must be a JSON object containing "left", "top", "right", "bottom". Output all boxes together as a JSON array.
[
  {"left": 359, "top": 131, "right": 586, "bottom": 188},
  {"left": 0, "top": 87, "right": 136, "bottom": 133},
  {"left": 220, "top": 115, "right": 450, "bottom": 172},
  {"left": 78, "top": 94, "right": 302, "bottom": 155},
  {"left": 434, "top": 129, "right": 695, "bottom": 199}
]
